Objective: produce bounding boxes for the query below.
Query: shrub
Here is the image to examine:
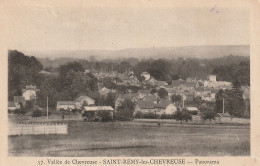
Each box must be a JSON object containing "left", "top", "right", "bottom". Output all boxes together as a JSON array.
[
  {"left": 173, "top": 108, "right": 192, "bottom": 123},
  {"left": 142, "top": 112, "right": 160, "bottom": 119},
  {"left": 32, "top": 109, "right": 43, "bottom": 118},
  {"left": 82, "top": 111, "right": 96, "bottom": 121},
  {"left": 96, "top": 110, "right": 113, "bottom": 122},
  {"left": 116, "top": 99, "right": 135, "bottom": 121},
  {"left": 133, "top": 111, "right": 144, "bottom": 119},
  {"left": 161, "top": 113, "right": 174, "bottom": 119},
  {"left": 13, "top": 109, "right": 21, "bottom": 115}
]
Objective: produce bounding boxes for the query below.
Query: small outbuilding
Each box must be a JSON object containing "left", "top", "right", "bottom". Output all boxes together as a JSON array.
[
  {"left": 215, "top": 113, "right": 232, "bottom": 122},
  {"left": 186, "top": 107, "right": 199, "bottom": 115},
  {"left": 57, "top": 101, "right": 76, "bottom": 111}
]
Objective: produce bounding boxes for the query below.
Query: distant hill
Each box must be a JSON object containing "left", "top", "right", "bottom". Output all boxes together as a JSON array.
[{"left": 27, "top": 45, "right": 249, "bottom": 67}]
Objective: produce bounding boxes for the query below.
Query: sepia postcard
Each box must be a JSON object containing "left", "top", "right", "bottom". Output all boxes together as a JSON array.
[{"left": 0, "top": 0, "right": 260, "bottom": 166}]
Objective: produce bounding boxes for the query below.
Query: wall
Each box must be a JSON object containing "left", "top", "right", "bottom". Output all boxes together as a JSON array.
[{"left": 9, "top": 123, "right": 68, "bottom": 135}]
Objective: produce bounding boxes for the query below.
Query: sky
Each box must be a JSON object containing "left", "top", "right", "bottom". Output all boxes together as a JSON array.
[{"left": 4, "top": 2, "right": 250, "bottom": 52}]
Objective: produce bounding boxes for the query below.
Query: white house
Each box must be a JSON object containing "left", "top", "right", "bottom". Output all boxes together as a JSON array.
[
  {"left": 141, "top": 72, "right": 151, "bottom": 81},
  {"left": 57, "top": 101, "right": 76, "bottom": 110},
  {"left": 8, "top": 101, "right": 17, "bottom": 111},
  {"left": 163, "top": 104, "right": 177, "bottom": 115},
  {"left": 207, "top": 75, "right": 217, "bottom": 82},
  {"left": 22, "top": 85, "right": 39, "bottom": 101},
  {"left": 75, "top": 96, "right": 95, "bottom": 109},
  {"left": 186, "top": 107, "right": 199, "bottom": 115}
]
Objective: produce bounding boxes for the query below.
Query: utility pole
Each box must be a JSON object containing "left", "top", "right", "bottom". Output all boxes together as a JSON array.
[
  {"left": 222, "top": 98, "right": 225, "bottom": 113},
  {"left": 182, "top": 94, "right": 185, "bottom": 108},
  {"left": 47, "top": 96, "right": 49, "bottom": 119}
]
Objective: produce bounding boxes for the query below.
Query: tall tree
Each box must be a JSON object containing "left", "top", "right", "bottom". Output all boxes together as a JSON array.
[
  {"left": 115, "top": 99, "right": 135, "bottom": 121},
  {"left": 215, "top": 89, "right": 225, "bottom": 113},
  {"left": 226, "top": 81, "right": 246, "bottom": 117},
  {"left": 158, "top": 88, "right": 168, "bottom": 99}
]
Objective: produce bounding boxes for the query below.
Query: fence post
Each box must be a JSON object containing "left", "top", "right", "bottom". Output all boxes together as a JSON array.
[
  {"left": 55, "top": 123, "right": 57, "bottom": 134},
  {"left": 32, "top": 123, "right": 34, "bottom": 135},
  {"left": 21, "top": 123, "right": 23, "bottom": 135},
  {"left": 43, "top": 123, "right": 45, "bottom": 135}
]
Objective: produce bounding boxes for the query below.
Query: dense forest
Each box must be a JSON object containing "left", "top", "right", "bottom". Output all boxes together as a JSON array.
[
  {"left": 8, "top": 50, "right": 44, "bottom": 100},
  {"left": 44, "top": 55, "right": 250, "bottom": 86}
]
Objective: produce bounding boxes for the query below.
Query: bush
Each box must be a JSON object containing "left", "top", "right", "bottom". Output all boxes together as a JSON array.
[
  {"left": 116, "top": 99, "right": 135, "bottom": 121},
  {"left": 142, "top": 112, "right": 160, "bottom": 119},
  {"left": 173, "top": 109, "right": 192, "bottom": 123},
  {"left": 32, "top": 109, "right": 43, "bottom": 118},
  {"left": 96, "top": 110, "right": 113, "bottom": 122},
  {"left": 13, "top": 109, "right": 21, "bottom": 115},
  {"left": 161, "top": 113, "right": 174, "bottom": 119},
  {"left": 82, "top": 111, "right": 96, "bottom": 121}
]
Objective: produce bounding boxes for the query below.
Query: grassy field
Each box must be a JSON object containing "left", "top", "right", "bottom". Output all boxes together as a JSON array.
[{"left": 8, "top": 121, "right": 250, "bottom": 157}]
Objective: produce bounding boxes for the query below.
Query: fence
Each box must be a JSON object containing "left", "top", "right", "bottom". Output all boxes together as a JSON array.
[{"left": 8, "top": 123, "right": 68, "bottom": 135}]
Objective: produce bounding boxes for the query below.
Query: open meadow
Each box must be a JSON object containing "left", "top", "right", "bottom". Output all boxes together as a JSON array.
[{"left": 8, "top": 121, "right": 250, "bottom": 157}]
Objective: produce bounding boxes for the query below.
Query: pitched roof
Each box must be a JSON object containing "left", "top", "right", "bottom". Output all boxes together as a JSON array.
[
  {"left": 22, "top": 85, "right": 39, "bottom": 92},
  {"left": 172, "top": 80, "right": 185, "bottom": 87},
  {"left": 84, "top": 106, "right": 114, "bottom": 111},
  {"left": 186, "top": 107, "right": 199, "bottom": 111},
  {"left": 118, "top": 93, "right": 138, "bottom": 100},
  {"left": 154, "top": 100, "right": 171, "bottom": 109},
  {"left": 57, "top": 101, "right": 76, "bottom": 105},
  {"left": 155, "top": 80, "right": 168, "bottom": 86},
  {"left": 136, "top": 100, "right": 155, "bottom": 109},
  {"left": 75, "top": 96, "right": 94, "bottom": 102},
  {"left": 138, "top": 89, "right": 151, "bottom": 94},
  {"left": 141, "top": 71, "right": 150, "bottom": 75},
  {"left": 143, "top": 95, "right": 157, "bottom": 102},
  {"left": 183, "top": 82, "right": 197, "bottom": 87},
  {"left": 99, "top": 87, "right": 110, "bottom": 93},
  {"left": 217, "top": 113, "right": 231, "bottom": 117}
]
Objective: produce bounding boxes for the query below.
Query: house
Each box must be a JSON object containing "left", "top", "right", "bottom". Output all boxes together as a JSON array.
[
  {"left": 134, "top": 99, "right": 177, "bottom": 116},
  {"left": 99, "top": 87, "right": 117, "bottom": 96},
  {"left": 57, "top": 101, "right": 76, "bottom": 111},
  {"left": 8, "top": 101, "right": 17, "bottom": 111},
  {"left": 241, "top": 86, "right": 250, "bottom": 99},
  {"left": 83, "top": 106, "right": 114, "bottom": 120},
  {"left": 183, "top": 91, "right": 195, "bottom": 102},
  {"left": 142, "top": 95, "right": 158, "bottom": 103},
  {"left": 195, "top": 87, "right": 216, "bottom": 102},
  {"left": 182, "top": 82, "right": 199, "bottom": 91},
  {"left": 207, "top": 75, "right": 217, "bottom": 82},
  {"left": 22, "top": 85, "right": 39, "bottom": 101},
  {"left": 99, "top": 87, "right": 111, "bottom": 96},
  {"left": 138, "top": 89, "right": 151, "bottom": 99},
  {"left": 146, "top": 77, "right": 156, "bottom": 85},
  {"left": 186, "top": 77, "right": 197, "bottom": 82},
  {"left": 186, "top": 107, "right": 199, "bottom": 115},
  {"left": 215, "top": 113, "right": 232, "bottom": 122},
  {"left": 161, "top": 85, "right": 180, "bottom": 98},
  {"left": 14, "top": 96, "right": 26, "bottom": 108},
  {"left": 134, "top": 100, "right": 156, "bottom": 115},
  {"left": 75, "top": 96, "right": 95, "bottom": 109},
  {"left": 154, "top": 101, "right": 177, "bottom": 115},
  {"left": 154, "top": 80, "right": 168, "bottom": 86},
  {"left": 172, "top": 80, "right": 185, "bottom": 87},
  {"left": 141, "top": 72, "right": 151, "bottom": 81},
  {"left": 203, "top": 80, "right": 232, "bottom": 89}
]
